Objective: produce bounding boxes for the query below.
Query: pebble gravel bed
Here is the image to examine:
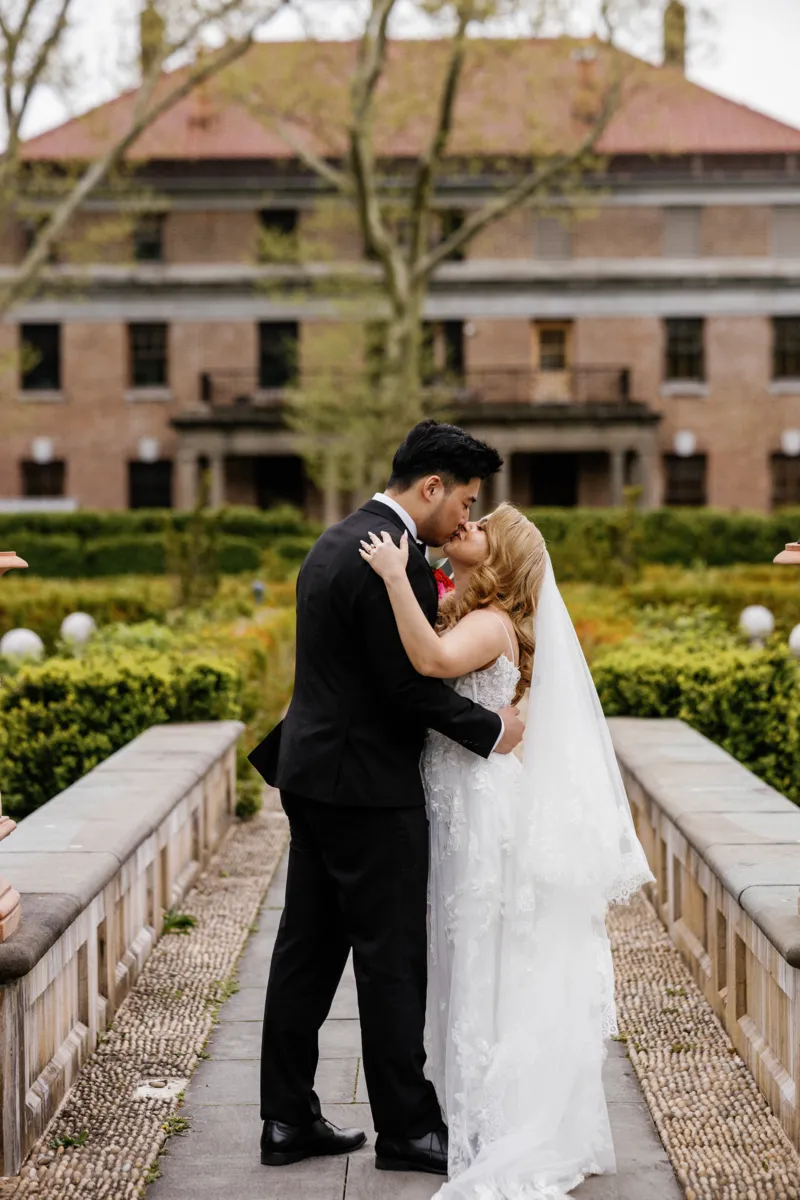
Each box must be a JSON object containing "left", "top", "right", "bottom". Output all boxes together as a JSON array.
[
  {"left": 608, "top": 892, "right": 800, "bottom": 1200},
  {"left": 0, "top": 793, "right": 288, "bottom": 1200}
]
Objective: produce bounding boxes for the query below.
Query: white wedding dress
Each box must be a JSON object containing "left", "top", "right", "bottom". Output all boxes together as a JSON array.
[{"left": 421, "top": 559, "right": 654, "bottom": 1200}]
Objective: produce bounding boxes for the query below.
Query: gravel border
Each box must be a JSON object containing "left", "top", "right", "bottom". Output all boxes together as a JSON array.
[
  {"left": 608, "top": 893, "right": 800, "bottom": 1200},
  {"left": 0, "top": 794, "right": 288, "bottom": 1200}
]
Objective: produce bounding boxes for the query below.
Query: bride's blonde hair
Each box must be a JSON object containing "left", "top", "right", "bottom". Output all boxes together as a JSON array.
[{"left": 436, "top": 503, "right": 547, "bottom": 704}]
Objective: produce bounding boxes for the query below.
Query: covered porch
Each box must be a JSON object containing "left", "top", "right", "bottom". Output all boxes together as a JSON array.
[{"left": 171, "top": 401, "right": 662, "bottom": 522}]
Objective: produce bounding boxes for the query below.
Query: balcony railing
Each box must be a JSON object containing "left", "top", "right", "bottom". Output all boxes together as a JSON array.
[{"left": 198, "top": 365, "right": 632, "bottom": 409}]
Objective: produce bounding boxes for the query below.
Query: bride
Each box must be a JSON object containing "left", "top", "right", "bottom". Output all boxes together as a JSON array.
[{"left": 360, "top": 503, "right": 653, "bottom": 1200}]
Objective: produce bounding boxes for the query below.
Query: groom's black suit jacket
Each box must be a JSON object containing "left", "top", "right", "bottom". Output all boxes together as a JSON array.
[{"left": 248, "top": 500, "right": 501, "bottom": 807}]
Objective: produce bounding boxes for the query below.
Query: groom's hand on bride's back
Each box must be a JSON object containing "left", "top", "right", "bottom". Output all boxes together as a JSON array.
[{"left": 495, "top": 706, "right": 524, "bottom": 754}]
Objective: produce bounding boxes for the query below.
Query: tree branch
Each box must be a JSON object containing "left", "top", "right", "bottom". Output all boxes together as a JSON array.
[
  {"left": 348, "top": 0, "right": 405, "bottom": 305},
  {"left": 408, "top": 7, "right": 469, "bottom": 266},
  {"left": 413, "top": 64, "right": 621, "bottom": 283},
  {"left": 272, "top": 116, "right": 351, "bottom": 194},
  {"left": 18, "top": 0, "right": 73, "bottom": 128},
  {"left": 0, "top": 26, "right": 263, "bottom": 316}
]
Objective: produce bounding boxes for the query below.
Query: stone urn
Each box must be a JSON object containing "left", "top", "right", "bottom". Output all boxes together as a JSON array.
[{"left": 0, "top": 552, "right": 28, "bottom": 941}]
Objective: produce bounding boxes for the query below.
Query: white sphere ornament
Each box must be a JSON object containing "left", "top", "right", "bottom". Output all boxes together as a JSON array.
[
  {"left": 60, "top": 611, "right": 97, "bottom": 646},
  {"left": 739, "top": 605, "right": 775, "bottom": 647},
  {"left": 0, "top": 628, "right": 45, "bottom": 662},
  {"left": 789, "top": 625, "right": 800, "bottom": 659}
]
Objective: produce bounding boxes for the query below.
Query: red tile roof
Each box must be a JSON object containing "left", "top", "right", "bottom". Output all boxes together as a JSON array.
[{"left": 22, "top": 37, "right": 800, "bottom": 164}]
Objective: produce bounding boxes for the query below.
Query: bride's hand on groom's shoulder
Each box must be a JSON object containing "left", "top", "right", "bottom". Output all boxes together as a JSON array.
[{"left": 359, "top": 530, "right": 409, "bottom": 583}]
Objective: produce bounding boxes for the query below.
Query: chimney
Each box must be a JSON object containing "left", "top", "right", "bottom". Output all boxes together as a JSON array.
[
  {"left": 663, "top": 0, "right": 687, "bottom": 71},
  {"left": 140, "top": 1, "right": 166, "bottom": 79}
]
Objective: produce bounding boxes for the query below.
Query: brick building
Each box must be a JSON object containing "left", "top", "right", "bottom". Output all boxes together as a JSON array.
[{"left": 2, "top": 27, "right": 800, "bottom": 519}]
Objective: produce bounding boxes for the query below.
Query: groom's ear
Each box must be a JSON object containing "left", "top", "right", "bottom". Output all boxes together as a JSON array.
[{"left": 422, "top": 474, "right": 444, "bottom": 499}]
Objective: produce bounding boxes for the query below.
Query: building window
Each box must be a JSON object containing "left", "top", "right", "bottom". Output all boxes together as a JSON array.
[
  {"left": 421, "top": 321, "right": 465, "bottom": 385},
  {"left": 665, "top": 318, "right": 704, "bottom": 382},
  {"left": 772, "top": 207, "right": 800, "bottom": 257},
  {"left": 22, "top": 217, "right": 59, "bottom": 263},
  {"left": 258, "top": 209, "right": 299, "bottom": 261},
  {"left": 129, "top": 460, "right": 173, "bottom": 509},
  {"left": 129, "top": 323, "right": 168, "bottom": 388},
  {"left": 133, "top": 214, "right": 164, "bottom": 262},
  {"left": 773, "top": 317, "right": 800, "bottom": 379},
  {"left": 664, "top": 454, "right": 707, "bottom": 506},
  {"left": 20, "top": 324, "right": 61, "bottom": 390},
  {"left": 21, "top": 459, "right": 66, "bottom": 497},
  {"left": 438, "top": 211, "right": 465, "bottom": 261},
  {"left": 538, "top": 326, "right": 569, "bottom": 371},
  {"left": 663, "top": 207, "right": 701, "bottom": 258},
  {"left": 771, "top": 454, "right": 800, "bottom": 507},
  {"left": 258, "top": 321, "right": 298, "bottom": 388},
  {"left": 533, "top": 214, "right": 572, "bottom": 260}
]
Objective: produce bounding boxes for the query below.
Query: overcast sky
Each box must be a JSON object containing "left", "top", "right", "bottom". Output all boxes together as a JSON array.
[{"left": 22, "top": 0, "right": 800, "bottom": 139}]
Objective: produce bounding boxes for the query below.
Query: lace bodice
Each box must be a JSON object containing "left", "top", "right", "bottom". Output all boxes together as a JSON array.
[{"left": 450, "top": 652, "right": 520, "bottom": 711}]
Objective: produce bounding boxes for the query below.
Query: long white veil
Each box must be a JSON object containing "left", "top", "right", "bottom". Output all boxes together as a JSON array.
[
  {"left": 522, "top": 553, "right": 654, "bottom": 907},
  {"left": 434, "top": 554, "right": 654, "bottom": 1200}
]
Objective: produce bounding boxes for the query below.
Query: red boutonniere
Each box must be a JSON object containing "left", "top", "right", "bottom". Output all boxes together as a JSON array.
[{"left": 433, "top": 567, "right": 455, "bottom": 600}]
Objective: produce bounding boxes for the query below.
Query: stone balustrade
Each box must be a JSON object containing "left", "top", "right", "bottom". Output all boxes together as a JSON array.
[
  {"left": 0, "top": 720, "right": 243, "bottom": 1176},
  {"left": 610, "top": 717, "right": 800, "bottom": 1150}
]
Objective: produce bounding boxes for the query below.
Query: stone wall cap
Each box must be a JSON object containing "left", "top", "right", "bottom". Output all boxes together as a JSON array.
[
  {"left": 703, "top": 843, "right": 800, "bottom": 903},
  {"left": 0, "top": 893, "right": 82, "bottom": 985},
  {"left": 0, "top": 721, "right": 244, "bottom": 984},
  {"left": 677, "top": 810, "right": 800, "bottom": 854},
  {"left": 738, "top": 886, "right": 800, "bottom": 967}
]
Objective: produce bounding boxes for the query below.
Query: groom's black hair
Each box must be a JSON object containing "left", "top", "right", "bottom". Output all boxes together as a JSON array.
[{"left": 387, "top": 420, "right": 503, "bottom": 491}]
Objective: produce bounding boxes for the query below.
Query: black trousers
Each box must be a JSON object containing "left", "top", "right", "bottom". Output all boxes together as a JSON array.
[{"left": 260, "top": 792, "right": 441, "bottom": 1138}]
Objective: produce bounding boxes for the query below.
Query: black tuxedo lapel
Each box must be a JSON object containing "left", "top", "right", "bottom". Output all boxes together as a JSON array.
[{"left": 359, "top": 500, "right": 437, "bottom": 609}]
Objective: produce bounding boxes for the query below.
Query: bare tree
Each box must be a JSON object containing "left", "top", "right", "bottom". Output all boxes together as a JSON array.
[
  {"left": 238, "top": 0, "right": 648, "bottom": 496},
  {"left": 0, "top": 0, "right": 292, "bottom": 315}
]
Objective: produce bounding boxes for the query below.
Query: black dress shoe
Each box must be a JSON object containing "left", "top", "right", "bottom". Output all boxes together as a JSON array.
[
  {"left": 374, "top": 1123, "right": 448, "bottom": 1175},
  {"left": 261, "top": 1117, "right": 366, "bottom": 1166}
]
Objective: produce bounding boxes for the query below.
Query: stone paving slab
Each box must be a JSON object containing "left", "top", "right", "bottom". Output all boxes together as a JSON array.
[{"left": 151, "top": 852, "right": 682, "bottom": 1200}]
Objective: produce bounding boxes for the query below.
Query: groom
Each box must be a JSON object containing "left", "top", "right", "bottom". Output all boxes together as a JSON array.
[{"left": 248, "top": 420, "right": 525, "bottom": 1175}]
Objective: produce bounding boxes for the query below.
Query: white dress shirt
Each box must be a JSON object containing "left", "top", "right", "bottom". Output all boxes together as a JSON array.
[
  {"left": 372, "top": 492, "right": 418, "bottom": 541},
  {"left": 371, "top": 493, "right": 505, "bottom": 753}
]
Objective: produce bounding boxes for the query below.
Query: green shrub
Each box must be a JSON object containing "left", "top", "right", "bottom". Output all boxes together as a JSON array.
[
  {"left": 0, "top": 505, "right": 317, "bottom": 543},
  {"left": 218, "top": 537, "right": 262, "bottom": 575},
  {"left": 627, "top": 566, "right": 800, "bottom": 634},
  {"left": 526, "top": 507, "right": 800, "bottom": 575},
  {"left": 11, "top": 534, "right": 87, "bottom": 578},
  {"left": 83, "top": 535, "right": 167, "bottom": 576},
  {"left": 271, "top": 534, "right": 315, "bottom": 565},
  {"left": 0, "top": 576, "right": 175, "bottom": 646},
  {"left": 593, "top": 642, "right": 800, "bottom": 802},
  {"left": 218, "top": 505, "right": 321, "bottom": 541},
  {"left": 0, "top": 650, "right": 242, "bottom": 818}
]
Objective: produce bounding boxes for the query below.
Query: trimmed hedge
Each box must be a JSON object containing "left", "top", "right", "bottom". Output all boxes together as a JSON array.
[
  {"left": 13, "top": 531, "right": 314, "bottom": 579},
  {"left": 0, "top": 577, "right": 175, "bottom": 645},
  {"left": 627, "top": 566, "right": 800, "bottom": 634},
  {"left": 0, "top": 505, "right": 319, "bottom": 579},
  {"left": 0, "top": 651, "right": 242, "bottom": 817},
  {"left": 527, "top": 507, "right": 800, "bottom": 578},
  {"left": 592, "top": 643, "right": 800, "bottom": 803},
  {"left": 0, "top": 504, "right": 319, "bottom": 542}
]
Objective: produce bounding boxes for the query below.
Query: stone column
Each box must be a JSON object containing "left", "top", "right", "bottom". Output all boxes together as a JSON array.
[
  {"left": 0, "top": 551, "right": 26, "bottom": 943},
  {"left": 493, "top": 451, "right": 512, "bottom": 506},
  {"left": 323, "top": 457, "right": 341, "bottom": 528},
  {"left": 175, "top": 448, "right": 199, "bottom": 512},
  {"left": 637, "top": 444, "right": 662, "bottom": 510},
  {"left": 208, "top": 452, "right": 225, "bottom": 510},
  {"left": 609, "top": 447, "right": 626, "bottom": 507}
]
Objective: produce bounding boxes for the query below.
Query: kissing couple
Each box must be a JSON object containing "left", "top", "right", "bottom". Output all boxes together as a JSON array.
[{"left": 249, "top": 420, "right": 653, "bottom": 1199}]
